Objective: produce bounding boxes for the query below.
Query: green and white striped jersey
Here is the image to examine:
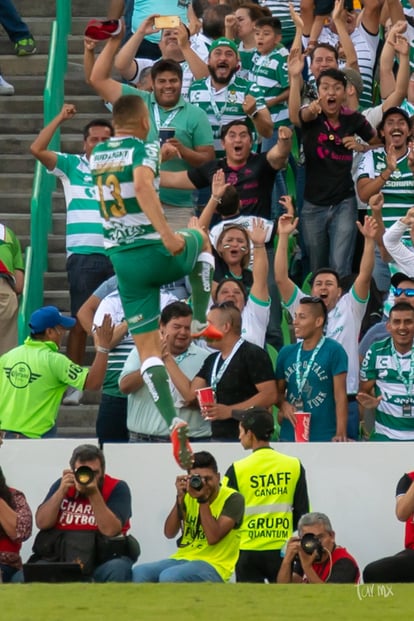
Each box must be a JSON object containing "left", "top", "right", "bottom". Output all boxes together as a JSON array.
[
  {"left": 89, "top": 136, "right": 160, "bottom": 252},
  {"left": 188, "top": 75, "right": 267, "bottom": 156},
  {"left": 249, "top": 46, "right": 289, "bottom": 127},
  {"left": 361, "top": 337, "right": 414, "bottom": 441},
  {"left": 52, "top": 153, "right": 106, "bottom": 257}
]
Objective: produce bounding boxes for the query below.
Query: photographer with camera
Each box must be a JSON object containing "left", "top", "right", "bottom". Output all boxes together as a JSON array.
[
  {"left": 132, "top": 451, "right": 245, "bottom": 583},
  {"left": 22, "top": 444, "right": 136, "bottom": 582},
  {"left": 277, "top": 512, "right": 359, "bottom": 584}
]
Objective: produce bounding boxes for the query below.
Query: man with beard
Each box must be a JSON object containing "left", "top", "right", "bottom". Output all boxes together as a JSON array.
[
  {"left": 187, "top": 37, "right": 273, "bottom": 156},
  {"left": 24, "top": 444, "right": 134, "bottom": 581}
]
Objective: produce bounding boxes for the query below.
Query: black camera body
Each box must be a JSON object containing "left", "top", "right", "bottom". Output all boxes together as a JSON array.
[
  {"left": 301, "top": 533, "right": 324, "bottom": 561},
  {"left": 74, "top": 465, "right": 95, "bottom": 486},
  {"left": 189, "top": 474, "right": 204, "bottom": 491}
]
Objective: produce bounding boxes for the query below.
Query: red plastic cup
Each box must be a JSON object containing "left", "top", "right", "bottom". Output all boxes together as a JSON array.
[
  {"left": 196, "top": 387, "right": 216, "bottom": 414},
  {"left": 294, "top": 412, "right": 311, "bottom": 442}
]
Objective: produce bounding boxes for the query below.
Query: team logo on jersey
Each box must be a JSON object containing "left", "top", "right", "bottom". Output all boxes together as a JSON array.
[
  {"left": 4, "top": 362, "right": 41, "bottom": 388},
  {"left": 228, "top": 90, "right": 238, "bottom": 103}
]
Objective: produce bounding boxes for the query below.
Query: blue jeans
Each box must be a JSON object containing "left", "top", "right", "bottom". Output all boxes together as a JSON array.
[
  {"left": 0, "top": 563, "right": 18, "bottom": 583},
  {"left": 132, "top": 558, "right": 223, "bottom": 583},
  {"left": 372, "top": 244, "right": 391, "bottom": 294},
  {"left": 66, "top": 253, "right": 114, "bottom": 315},
  {"left": 93, "top": 557, "right": 132, "bottom": 582},
  {"left": 96, "top": 393, "right": 129, "bottom": 445},
  {"left": 301, "top": 197, "right": 357, "bottom": 277},
  {"left": 0, "top": 0, "right": 31, "bottom": 42}
]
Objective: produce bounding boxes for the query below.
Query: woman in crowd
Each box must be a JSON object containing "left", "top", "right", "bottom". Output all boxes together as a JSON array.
[{"left": 0, "top": 466, "right": 32, "bottom": 582}]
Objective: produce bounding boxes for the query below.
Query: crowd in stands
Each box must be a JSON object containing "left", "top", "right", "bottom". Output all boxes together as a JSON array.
[{"left": 2, "top": 0, "right": 414, "bottom": 584}]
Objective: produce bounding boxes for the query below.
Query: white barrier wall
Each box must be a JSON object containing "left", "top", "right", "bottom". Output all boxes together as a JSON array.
[{"left": 0, "top": 440, "right": 411, "bottom": 574}]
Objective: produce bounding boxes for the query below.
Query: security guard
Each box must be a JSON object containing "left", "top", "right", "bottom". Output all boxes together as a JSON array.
[{"left": 223, "top": 406, "right": 309, "bottom": 582}]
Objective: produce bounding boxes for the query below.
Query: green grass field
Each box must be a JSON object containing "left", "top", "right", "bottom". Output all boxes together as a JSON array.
[{"left": 1, "top": 584, "right": 413, "bottom": 621}]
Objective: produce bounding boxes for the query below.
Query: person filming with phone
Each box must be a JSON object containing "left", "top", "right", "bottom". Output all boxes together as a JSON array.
[{"left": 277, "top": 512, "right": 359, "bottom": 584}]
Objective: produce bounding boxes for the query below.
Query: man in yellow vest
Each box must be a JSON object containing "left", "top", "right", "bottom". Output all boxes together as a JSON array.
[
  {"left": 132, "top": 451, "right": 245, "bottom": 582},
  {"left": 223, "top": 406, "right": 309, "bottom": 582}
]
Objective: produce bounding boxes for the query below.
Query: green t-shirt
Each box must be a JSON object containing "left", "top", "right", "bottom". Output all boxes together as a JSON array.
[
  {"left": 0, "top": 338, "right": 88, "bottom": 438},
  {"left": 0, "top": 223, "right": 24, "bottom": 273},
  {"left": 89, "top": 135, "right": 160, "bottom": 253},
  {"left": 120, "top": 85, "right": 214, "bottom": 207}
]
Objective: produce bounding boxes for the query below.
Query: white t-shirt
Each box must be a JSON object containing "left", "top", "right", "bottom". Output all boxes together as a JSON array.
[{"left": 241, "top": 295, "right": 271, "bottom": 348}]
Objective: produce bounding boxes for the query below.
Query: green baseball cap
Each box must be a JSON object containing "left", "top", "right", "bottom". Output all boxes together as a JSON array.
[{"left": 209, "top": 37, "right": 239, "bottom": 57}]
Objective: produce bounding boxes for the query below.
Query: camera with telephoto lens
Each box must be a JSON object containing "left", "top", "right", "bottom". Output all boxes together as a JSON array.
[
  {"left": 74, "top": 465, "right": 95, "bottom": 485},
  {"left": 189, "top": 474, "right": 204, "bottom": 491},
  {"left": 301, "top": 533, "right": 324, "bottom": 561}
]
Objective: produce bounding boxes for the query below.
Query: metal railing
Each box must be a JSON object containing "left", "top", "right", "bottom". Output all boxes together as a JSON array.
[{"left": 18, "top": 0, "right": 72, "bottom": 341}]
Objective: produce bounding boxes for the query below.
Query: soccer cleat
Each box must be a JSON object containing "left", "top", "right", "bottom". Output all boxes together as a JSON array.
[
  {"left": 15, "top": 37, "right": 36, "bottom": 56},
  {"left": 191, "top": 323, "right": 224, "bottom": 341},
  {"left": 84, "top": 19, "right": 122, "bottom": 41},
  {"left": 170, "top": 417, "right": 194, "bottom": 471}
]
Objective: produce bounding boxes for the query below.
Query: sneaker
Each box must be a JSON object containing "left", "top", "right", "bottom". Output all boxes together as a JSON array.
[
  {"left": 84, "top": 19, "right": 122, "bottom": 41},
  {"left": 15, "top": 37, "right": 36, "bottom": 56},
  {"left": 62, "top": 387, "right": 83, "bottom": 406},
  {"left": 191, "top": 322, "right": 224, "bottom": 341},
  {"left": 0, "top": 75, "right": 14, "bottom": 96},
  {"left": 170, "top": 417, "right": 194, "bottom": 471}
]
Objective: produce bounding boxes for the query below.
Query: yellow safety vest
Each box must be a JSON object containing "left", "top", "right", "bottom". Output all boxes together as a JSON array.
[
  {"left": 224, "top": 448, "right": 301, "bottom": 551},
  {"left": 171, "top": 485, "right": 241, "bottom": 581}
]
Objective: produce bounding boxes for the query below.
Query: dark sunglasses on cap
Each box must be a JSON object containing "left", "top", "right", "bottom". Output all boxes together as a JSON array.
[{"left": 393, "top": 287, "right": 414, "bottom": 297}]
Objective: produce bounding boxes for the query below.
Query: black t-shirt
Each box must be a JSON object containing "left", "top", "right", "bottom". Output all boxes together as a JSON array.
[
  {"left": 213, "top": 256, "right": 253, "bottom": 294},
  {"left": 300, "top": 107, "right": 375, "bottom": 205},
  {"left": 187, "top": 153, "right": 278, "bottom": 220},
  {"left": 196, "top": 340, "right": 275, "bottom": 440}
]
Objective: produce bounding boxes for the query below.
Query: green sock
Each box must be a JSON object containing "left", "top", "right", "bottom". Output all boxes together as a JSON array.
[
  {"left": 189, "top": 252, "right": 214, "bottom": 323},
  {"left": 141, "top": 357, "right": 176, "bottom": 427}
]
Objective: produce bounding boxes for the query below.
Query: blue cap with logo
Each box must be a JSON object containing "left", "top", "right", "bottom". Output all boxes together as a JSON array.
[{"left": 29, "top": 306, "right": 76, "bottom": 334}]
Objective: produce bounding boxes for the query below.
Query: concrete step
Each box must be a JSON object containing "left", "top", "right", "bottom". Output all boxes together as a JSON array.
[
  {"left": 56, "top": 404, "right": 98, "bottom": 438},
  {"left": 0, "top": 192, "right": 66, "bottom": 214},
  {"left": 0, "top": 213, "right": 32, "bottom": 236},
  {"left": 0, "top": 35, "right": 95, "bottom": 56},
  {"left": 43, "top": 289, "right": 70, "bottom": 311},
  {"left": 47, "top": 235, "right": 66, "bottom": 253},
  {"left": 0, "top": 155, "right": 35, "bottom": 174},
  {"left": 14, "top": 0, "right": 108, "bottom": 18},
  {"left": 0, "top": 95, "right": 109, "bottom": 115},
  {"left": 0, "top": 173, "right": 35, "bottom": 192},
  {"left": 48, "top": 252, "right": 67, "bottom": 271},
  {"left": 44, "top": 271, "right": 68, "bottom": 290},
  {"left": 1, "top": 53, "right": 50, "bottom": 76},
  {"left": 1, "top": 112, "right": 110, "bottom": 134}
]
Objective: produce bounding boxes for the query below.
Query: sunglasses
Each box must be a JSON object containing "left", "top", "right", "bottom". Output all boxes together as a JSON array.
[{"left": 393, "top": 287, "right": 414, "bottom": 297}]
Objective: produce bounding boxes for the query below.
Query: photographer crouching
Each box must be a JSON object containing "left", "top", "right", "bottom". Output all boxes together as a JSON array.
[
  {"left": 17, "top": 444, "right": 138, "bottom": 582},
  {"left": 277, "top": 512, "right": 360, "bottom": 584},
  {"left": 132, "top": 451, "right": 245, "bottom": 583}
]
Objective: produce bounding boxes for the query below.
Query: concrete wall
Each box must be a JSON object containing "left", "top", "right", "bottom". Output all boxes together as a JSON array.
[{"left": 1, "top": 440, "right": 411, "bottom": 575}]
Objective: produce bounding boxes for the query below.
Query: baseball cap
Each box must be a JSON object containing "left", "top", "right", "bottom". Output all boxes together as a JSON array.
[
  {"left": 343, "top": 68, "right": 363, "bottom": 97},
  {"left": 377, "top": 106, "right": 411, "bottom": 133},
  {"left": 29, "top": 306, "right": 76, "bottom": 334},
  {"left": 209, "top": 37, "right": 239, "bottom": 57},
  {"left": 391, "top": 272, "right": 414, "bottom": 288},
  {"left": 232, "top": 407, "right": 274, "bottom": 440}
]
